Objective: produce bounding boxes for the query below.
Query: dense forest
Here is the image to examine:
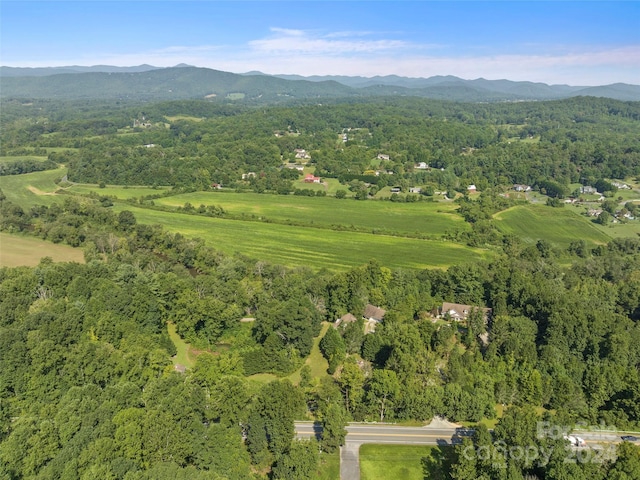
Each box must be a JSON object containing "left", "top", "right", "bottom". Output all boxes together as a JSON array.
[
  {"left": 1, "top": 93, "right": 640, "bottom": 479},
  {"left": 1, "top": 192, "right": 640, "bottom": 478}
]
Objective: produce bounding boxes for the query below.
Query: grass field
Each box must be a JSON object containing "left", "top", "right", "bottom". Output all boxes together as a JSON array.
[
  {"left": 360, "top": 444, "right": 453, "bottom": 480},
  {"left": 68, "top": 183, "right": 172, "bottom": 199},
  {"left": 0, "top": 155, "right": 49, "bottom": 163},
  {"left": 151, "top": 191, "right": 467, "bottom": 238},
  {"left": 0, "top": 231, "right": 85, "bottom": 267},
  {"left": 113, "top": 204, "right": 489, "bottom": 271},
  {"left": 0, "top": 168, "right": 67, "bottom": 207},
  {"left": 493, "top": 205, "right": 613, "bottom": 247}
]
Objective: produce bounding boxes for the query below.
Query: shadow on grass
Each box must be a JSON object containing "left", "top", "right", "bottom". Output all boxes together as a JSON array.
[{"left": 422, "top": 445, "right": 455, "bottom": 480}]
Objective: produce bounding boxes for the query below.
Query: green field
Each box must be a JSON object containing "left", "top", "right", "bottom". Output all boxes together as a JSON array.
[
  {"left": 0, "top": 155, "right": 49, "bottom": 163},
  {"left": 68, "top": 183, "right": 172, "bottom": 199},
  {"left": 0, "top": 168, "right": 68, "bottom": 207},
  {"left": 0, "top": 232, "right": 85, "bottom": 267},
  {"left": 152, "top": 191, "right": 466, "bottom": 238},
  {"left": 113, "top": 204, "right": 489, "bottom": 271},
  {"left": 360, "top": 444, "right": 453, "bottom": 480},
  {"left": 494, "top": 205, "right": 613, "bottom": 247}
]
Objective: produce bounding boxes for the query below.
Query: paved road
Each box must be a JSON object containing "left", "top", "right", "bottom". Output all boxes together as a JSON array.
[
  {"left": 295, "top": 422, "right": 638, "bottom": 480},
  {"left": 295, "top": 422, "right": 467, "bottom": 445},
  {"left": 295, "top": 422, "right": 467, "bottom": 480}
]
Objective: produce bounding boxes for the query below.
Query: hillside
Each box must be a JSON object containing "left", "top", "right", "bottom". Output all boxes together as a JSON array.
[
  {"left": 0, "top": 66, "right": 355, "bottom": 102},
  {"left": 1, "top": 65, "right": 639, "bottom": 102}
]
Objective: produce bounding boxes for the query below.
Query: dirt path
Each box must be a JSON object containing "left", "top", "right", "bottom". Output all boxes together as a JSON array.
[{"left": 27, "top": 185, "right": 56, "bottom": 195}]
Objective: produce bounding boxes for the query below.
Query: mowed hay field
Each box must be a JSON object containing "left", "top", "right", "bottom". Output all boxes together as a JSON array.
[
  {"left": 0, "top": 168, "right": 67, "bottom": 207},
  {"left": 114, "top": 205, "right": 490, "bottom": 271},
  {"left": 493, "top": 205, "right": 613, "bottom": 247},
  {"left": 0, "top": 232, "right": 85, "bottom": 267},
  {"left": 152, "top": 191, "right": 467, "bottom": 238}
]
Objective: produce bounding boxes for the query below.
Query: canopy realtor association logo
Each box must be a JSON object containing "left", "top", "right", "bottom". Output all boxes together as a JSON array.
[
  {"left": 537, "top": 421, "right": 618, "bottom": 465},
  {"left": 461, "top": 421, "right": 618, "bottom": 469}
]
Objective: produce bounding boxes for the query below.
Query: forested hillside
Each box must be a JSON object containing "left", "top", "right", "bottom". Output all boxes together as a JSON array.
[{"left": 2, "top": 66, "right": 639, "bottom": 102}]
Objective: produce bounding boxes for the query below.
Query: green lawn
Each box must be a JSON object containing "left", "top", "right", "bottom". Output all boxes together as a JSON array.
[
  {"left": 167, "top": 322, "right": 195, "bottom": 369},
  {"left": 360, "top": 444, "right": 454, "bottom": 480},
  {"left": 288, "top": 322, "right": 331, "bottom": 386},
  {"left": 113, "top": 204, "right": 490, "bottom": 271},
  {"left": 316, "top": 451, "right": 340, "bottom": 480},
  {"left": 0, "top": 231, "right": 85, "bottom": 267},
  {"left": 494, "top": 204, "right": 613, "bottom": 247},
  {"left": 247, "top": 322, "right": 332, "bottom": 387},
  {"left": 151, "top": 191, "right": 467, "bottom": 238}
]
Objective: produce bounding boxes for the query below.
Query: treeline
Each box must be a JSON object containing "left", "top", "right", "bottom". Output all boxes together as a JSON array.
[
  {"left": 2, "top": 193, "right": 640, "bottom": 478},
  {"left": 0, "top": 158, "right": 58, "bottom": 176}
]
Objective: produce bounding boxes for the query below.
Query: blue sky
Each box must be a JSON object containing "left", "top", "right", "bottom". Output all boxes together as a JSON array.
[{"left": 1, "top": 1, "right": 639, "bottom": 85}]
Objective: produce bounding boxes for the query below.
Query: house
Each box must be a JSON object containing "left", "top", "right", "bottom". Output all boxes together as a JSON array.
[
  {"left": 363, "top": 305, "right": 386, "bottom": 334},
  {"left": 335, "top": 313, "right": 358, "bottom": 328},
  {"left": 390, "top": 187, "right": 401, "bottom": 193},
  {"left": 440, "top": 302, "right": 492, "bottom": 322},
  {"left": 513, "top": 184, "right": 531, "bottom": 192},
  {"left": 242, "top": 172, "right": 256, "bottom": 180},
  {"left": 580, "top": 186, "right": 597, "bottom": 194},
  {"left": 211, "top": 183, "right": 222, "bottom": 189},
  {"left": 285, "top": 164, "right": 305, "bottom": 171},
  {"left": 467, "top": 185, "right": 477, "bottom": 193},
  {"left": 377, "top": 154, "right": 390, "bottom": 161},
  {"left": 409, "top": 187, "right": 422, "bottom": 194},
  {"left": 612, "top": 181, "right": 630, "bottom": 189},
  {"left": 588, "top": 208, "right": 603, "bottom": 217},
  {"left": 304, "top": 174, "right": 321, "bottom": 183},
  {"left": 364, "top": 304, "right": 386, "bottom": 323},
  {"left": 295, "top": 149, "right": 311, "bottom": 159},
  {"left": 415, "top": 162, "right": 429, "bottom": 170}
]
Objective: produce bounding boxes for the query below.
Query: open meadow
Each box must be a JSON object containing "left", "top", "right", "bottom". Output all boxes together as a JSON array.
[
  {"left": 68, "top": 183, "right": 172, "bottom": 199},
  {"left": 113, "top": 204, "right": 490, "bottom": 271},
  {"left": 0, "top": 155, "right": 49, "bottom": 163},
  {"left": 151, "top": 191, "right": 466, "bottom": 238},
  {"left": 0, "top": 232, "right": 85, "bottom": 267},
  {"left": 0, "top": 167, "right": 68, "bottom": 207},
  {"left": 493, "top": 205, "right": 614, "bottom": 247}
]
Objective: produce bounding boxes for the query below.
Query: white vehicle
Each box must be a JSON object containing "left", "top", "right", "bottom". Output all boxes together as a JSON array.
[{"left": 564, "top": 435, "right": 586, "bottom": 447}]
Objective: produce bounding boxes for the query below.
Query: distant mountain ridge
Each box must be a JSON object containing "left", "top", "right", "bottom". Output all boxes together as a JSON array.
[{"left": 1, "top": 64, "right": 639, "bottom": 102}]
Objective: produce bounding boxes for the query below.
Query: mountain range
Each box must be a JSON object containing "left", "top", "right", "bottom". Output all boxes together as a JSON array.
[{"left": 1, "top": 64, "right": 639, "bottom": 103}]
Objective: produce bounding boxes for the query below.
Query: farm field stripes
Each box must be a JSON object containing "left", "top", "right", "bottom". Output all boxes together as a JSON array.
[
  {"left": 115, "top": 204, "right": 490, "bottom": 271},
  {"left": 151, "top": 191, "right": 467, "bottom": 237},
  {"left": 493, "top": 205, "right": 614, "bottom": 247}
]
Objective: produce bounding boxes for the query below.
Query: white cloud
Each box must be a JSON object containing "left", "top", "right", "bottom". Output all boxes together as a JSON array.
[{"left": 248, "top": 27, "right": 410, "bottom": 55}]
